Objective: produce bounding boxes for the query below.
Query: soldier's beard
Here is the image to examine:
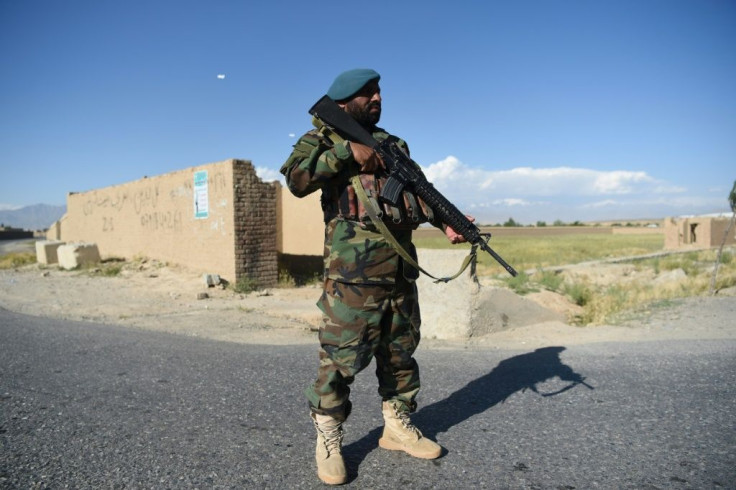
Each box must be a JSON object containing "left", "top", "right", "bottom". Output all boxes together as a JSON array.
[{"left": 345, "top": 101, "right": 381, "bottom": 130}]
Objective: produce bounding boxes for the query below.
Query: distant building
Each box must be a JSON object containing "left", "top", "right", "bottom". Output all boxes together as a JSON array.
[{"left": 664, "top": 215, "right": 736, "bottom": 250}]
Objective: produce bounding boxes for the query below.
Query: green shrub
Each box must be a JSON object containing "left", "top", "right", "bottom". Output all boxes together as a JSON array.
[
  {"left": 232, "top": 276, "right": 259, "bottom": 294},
  {"left": 564, "top": 282, "right": 592, "bottom": 306},
  {"left": 537, "top": 269, "right": 564, "bottom": 292},
  {"left": 101, "top": 265, "right": 123, "bottom": 276},
  {"left": 504, "top": 271, "right": 538, "bottom": 295},
  {"left": 278, "top": 268, "right": 296, "bottom": 287}
]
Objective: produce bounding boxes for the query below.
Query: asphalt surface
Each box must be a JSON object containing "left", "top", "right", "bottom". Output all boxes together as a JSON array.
[{"left": 1, "top": 308, "right": 734, "bottom": 489}]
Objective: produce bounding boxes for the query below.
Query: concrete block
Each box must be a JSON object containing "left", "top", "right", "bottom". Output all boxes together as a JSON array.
[
  {"left": 203, "top": 274, "right": 222, "bottom": 287},
  {"left": 57, "top": 242, "right": 101, "bottom": 270},
  {"left": 35, "top": 240, "right": 65, "bottom": 265},
  {"left": 417, "top": 248, "right": 564, "bottom": 340},
  {"left": 416, "top": 248, "right": 479, "bottom": 340}
]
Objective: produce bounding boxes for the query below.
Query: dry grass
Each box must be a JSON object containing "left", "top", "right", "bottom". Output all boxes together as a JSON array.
[
  {"left": 559, "top": 248, "right": 734, "bottom": 325},
  {"left": 415, "top": 231, "right": 735, "bottom": 325},
  {"left": 581, "top": 248, "right": 736, "bottom": 324},
  {"left": 0, "top": 252, "right": 36, "bottom": 269}
]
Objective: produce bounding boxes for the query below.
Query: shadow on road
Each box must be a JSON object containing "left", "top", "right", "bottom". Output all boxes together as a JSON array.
[
  {"left": 415, "top": 346, "right": 594, "bottom": 438},
  {"left": 343, "top": 346, "right": 593, "bottom": 478}
]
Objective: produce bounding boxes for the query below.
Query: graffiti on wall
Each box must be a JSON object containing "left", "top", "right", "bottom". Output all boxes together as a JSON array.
[
  {"left": 76, "top": 170, "right": 228, "bottom": 234},
  {"left": 82, "top": 191, "right": 128, "bottom": 216},
  {"left": 133, "top": 186, "right": 159, "bottom": 214},
  {"left": 140, "top": 210, "right": 183, "bottom": 231},
  {"left": 83, "top": 187, "right": 159, "bottom": 215},
  {"left": 80, "top": 184, "right": 174, "bottom": 232}
]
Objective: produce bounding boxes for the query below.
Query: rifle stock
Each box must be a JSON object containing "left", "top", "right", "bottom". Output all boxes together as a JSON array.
[{"left": 309, "top": 95, "right": 518, "bottom": 277}]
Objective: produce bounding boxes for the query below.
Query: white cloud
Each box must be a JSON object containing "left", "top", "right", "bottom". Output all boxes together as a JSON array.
[
  {"left": 423, "top": 156, "right": 461, "bottom": 181},
  {"left": 582, "top": 199, "right": 622, "bottom": 208},
  {"left": 217, "top": 74, "right": 226, "bottom": 79},
  {"left": 467, "top": 198, "right": 535, "bottom": 209},
  {"left": 422, "top": 158, "right": 681, "bottom": 198},
  {"left": 255, "top": 167, "right": 283, "bottom": 183},
  {"left": 418, "top": 156, "right": 726, "bottom": 224},
  {"left": 0, "top": 203, "right": 22, "bottom": 211},
  {"left": 592, "top": 170, "right": 654, "bottom": 194}
]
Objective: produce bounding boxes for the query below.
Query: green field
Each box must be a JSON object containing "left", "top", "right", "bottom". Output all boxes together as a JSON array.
[{"left": 414, "top": 231, "right": 664, "bottom": 276}]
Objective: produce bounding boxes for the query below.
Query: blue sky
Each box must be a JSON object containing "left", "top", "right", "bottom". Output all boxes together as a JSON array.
[{"left": 1, "top": 0, "right": 734, "bottom": 224}]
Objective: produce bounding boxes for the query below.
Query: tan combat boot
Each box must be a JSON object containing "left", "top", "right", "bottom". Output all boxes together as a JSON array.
[
  {"left": 311, "top": 412, "right": 347, "bottom": 485},
  {"left": 378, "top": 401, "right": 442, "bottom": 459}
]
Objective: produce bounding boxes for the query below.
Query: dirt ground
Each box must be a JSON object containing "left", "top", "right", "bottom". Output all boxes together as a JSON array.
[{"left": 1, "top": 248, "right": 734, "bottom": 350}]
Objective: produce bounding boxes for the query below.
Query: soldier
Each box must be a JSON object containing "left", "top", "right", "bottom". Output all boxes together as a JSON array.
[{"left": 280, "top": 68, "right": 469, "bottom": 485}]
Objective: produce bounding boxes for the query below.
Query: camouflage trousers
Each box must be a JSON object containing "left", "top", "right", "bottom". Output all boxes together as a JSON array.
[{"left": 305, "top": 275, "right": 421, "bottom": 422}]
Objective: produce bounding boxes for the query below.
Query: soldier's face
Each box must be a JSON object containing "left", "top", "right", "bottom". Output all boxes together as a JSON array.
[{"left": 341, "top": 80, "right": 381, "bottom": 128}]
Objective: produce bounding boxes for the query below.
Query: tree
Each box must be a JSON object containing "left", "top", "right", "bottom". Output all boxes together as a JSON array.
[
  {"left": 503, "top": 217, "right": 519, "bottom": 227},
  {"left": 710, "top": 180, "right": 736, "bottom": 295},
  {"left": 536, "top": 221, "right": 547, "bottom": 227}
]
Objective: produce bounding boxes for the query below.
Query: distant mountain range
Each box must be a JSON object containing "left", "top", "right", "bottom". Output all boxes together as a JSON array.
[{"left": 0, "top": 204, "right": 66, "bottom": 231}]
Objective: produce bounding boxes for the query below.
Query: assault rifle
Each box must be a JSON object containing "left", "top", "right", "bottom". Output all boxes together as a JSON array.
[{"left": 309, "top": 95, "right": 518, "bottom": 277}]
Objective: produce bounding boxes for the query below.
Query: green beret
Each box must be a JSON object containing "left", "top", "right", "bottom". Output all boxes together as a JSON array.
[{"left": 326, "top": 68, "right": 381, "bottom": 101}]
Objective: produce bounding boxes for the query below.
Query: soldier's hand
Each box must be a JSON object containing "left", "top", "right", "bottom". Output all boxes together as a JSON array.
[
  {"left": 445, "top": 215, "right": 475, "bottom": 244},
  {"left": 349, "top": 142, "right": 384, "bottom": 172}
]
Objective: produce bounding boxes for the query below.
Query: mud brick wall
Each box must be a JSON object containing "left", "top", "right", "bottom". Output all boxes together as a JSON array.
[
  {"left": 232, "top": 161, "right": 278, "bottom": 286},
  {"left": 664, "top": 216, "right": 736, "bottom": 250},
  {"left": 58, "top": 159, "right": 279, "bottom": 287}
]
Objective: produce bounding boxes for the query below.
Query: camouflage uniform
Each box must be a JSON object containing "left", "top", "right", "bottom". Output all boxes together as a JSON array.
[{"left": 280, "top": 127, "right": 440, "bottom": 423}]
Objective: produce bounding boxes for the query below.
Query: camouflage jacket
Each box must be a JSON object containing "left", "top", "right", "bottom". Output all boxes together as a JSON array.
[{"left": 280, "top": 127, "right": 432, "bottom": 285}]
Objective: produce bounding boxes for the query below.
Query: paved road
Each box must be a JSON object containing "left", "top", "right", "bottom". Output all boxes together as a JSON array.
[{"left": 1, "top": 308, "right": 734, "bottom": 489}]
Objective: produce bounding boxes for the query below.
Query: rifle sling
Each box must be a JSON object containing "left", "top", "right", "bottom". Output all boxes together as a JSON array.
[{"left": 313, "top": 117, "right": 476, "bottom": 284}]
